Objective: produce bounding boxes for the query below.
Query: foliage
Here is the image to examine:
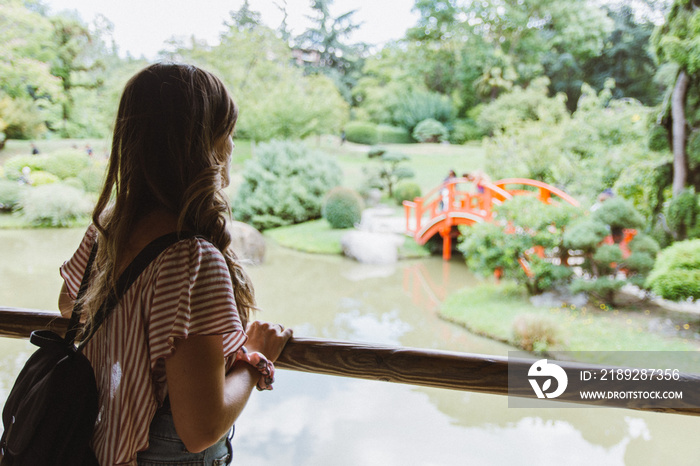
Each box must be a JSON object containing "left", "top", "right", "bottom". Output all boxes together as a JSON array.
[
  {"left": 565, "top": 199, "right": 659, "bottom": 302},
  {"left": 3, "top": 155, "right": 48, "bottom": 181},
  {"left": 233, "top": 140, "right": 341, "bottom": 230},
  {"left": 652, "top": 0, "right": 700, "bottom": 196},
  {"left": 360, "top": 151, "right": 414, "bottom": 197},
  {"left": 16, "top": 183, "right": 92, "bottom": 227},
  {"left": 237, "top": 73, "right": 348, "bottom": 141},
  {"left": 412, "top": 118, "right": 448, "bottom": 143},
  {"left": 614, "top": 160, "right": 672, "bottom": 222},
  {"left": 576, "top": 3, "right": 663, "bottom": 108},
  {"left": 440, "top": 280, "right": 697, "bottom": 352},
  {"left": 392, "top": 180, "right": 421, "bottom": 205},
  {"left": 483, "top": 82, "right": 661, "bottom": 205},
  {"left": 376, "top": 125, "right": 412, "bottom": 144},
  {"left": 29, "top": 170, "right": 59, "bottom": 186},
  {"left": 665, "top": 188, "right": 700, "bottom": 240},
  {"left": 458, "top": 196, "right": 581, "bottom": 295},
  {"left": 512, "top": 313, "right": 563, "bottom": 353},
  {"left": 390, "top": 90, "right": 454, "bottom": 134},
  {"left": 477, "top": 78, "right": 568, "bottom": 135},
  {"left": 39, "top": 149, "right": 90, "bottom": 179},
  {"left": 345, "top": 121, "right": 378, "bottom": 145},
  {"left": 563, "top": 220, "right": 609, "bottom": 252},
  {"left": 0, "top": 180, "right": 27, "bottom": 211},
  {"left": 646, "top": 239, "right": 700, "bottom": 301},
  {"left": 293, "top": 0, "right": 366, "bottom": 103},
  {"left": 449, "top": 118, "right": 483, "bottom": 144},
  {"left": 322, "top": 186, "right": 364, "bottom": 229},
  {"left": 592, "top": 197, "right": 645, "bottom": 230}
]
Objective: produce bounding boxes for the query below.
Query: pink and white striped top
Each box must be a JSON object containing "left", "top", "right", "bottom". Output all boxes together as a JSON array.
[{"left": 60, "top": 226, "right": 247, "bottom": 465}]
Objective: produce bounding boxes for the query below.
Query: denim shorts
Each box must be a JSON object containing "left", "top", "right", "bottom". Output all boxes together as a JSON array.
[{"left": 137, "top": 399, "right": 233, "bottom": 466}]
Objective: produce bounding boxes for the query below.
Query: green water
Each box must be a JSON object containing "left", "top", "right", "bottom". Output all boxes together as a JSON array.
[{"left": 0, "top": 228, "right": 697, "bottom": 465}]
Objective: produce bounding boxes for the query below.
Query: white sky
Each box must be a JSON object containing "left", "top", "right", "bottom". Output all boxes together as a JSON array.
[{"left": 43, "top": 0, "right": 420, "bottom": 59}]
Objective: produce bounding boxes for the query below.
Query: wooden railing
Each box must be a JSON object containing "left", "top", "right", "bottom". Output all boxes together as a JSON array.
[{"left": 1, "top": 306, "right": 699, "bottom": 416}]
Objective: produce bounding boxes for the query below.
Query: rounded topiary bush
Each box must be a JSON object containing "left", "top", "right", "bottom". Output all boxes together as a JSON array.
[
  {"left": 412, "top": 118, "right": 448, "bottom": 143},
  {"left": 393, "top": 180, "right": 421, "bottom": 205},
  {"left": 646, "top": 239, "right": 700, "bottom": 301},
  {"left": 322, "top": 187, "right": 364, "bottom": 229},
  {"left": 345, "top": 121, "right": 378, "bottom": 145},
  {"left": 17, "top": 184, "right": 93, "bottom": 227}
]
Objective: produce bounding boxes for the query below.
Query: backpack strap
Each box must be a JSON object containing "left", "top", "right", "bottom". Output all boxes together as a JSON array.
[{"left": 67, "top": 232, "right": 197, "bottom": 350}]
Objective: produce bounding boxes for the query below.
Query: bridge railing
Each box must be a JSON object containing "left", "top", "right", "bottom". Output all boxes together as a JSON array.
[{"left": 1, "top": 306, "right": 699, "bottom": 416}]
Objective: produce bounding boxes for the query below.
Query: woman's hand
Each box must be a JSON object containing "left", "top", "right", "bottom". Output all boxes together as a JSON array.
[{"left": 244, "top": 321, "right": 293, "bottom": 362}]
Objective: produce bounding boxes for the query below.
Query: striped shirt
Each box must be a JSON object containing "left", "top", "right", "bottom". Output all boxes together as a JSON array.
[{"left": 60, "top": 226, "right": 247, "bottom": 465}]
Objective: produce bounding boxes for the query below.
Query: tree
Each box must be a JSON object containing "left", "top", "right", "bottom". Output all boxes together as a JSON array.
[
  {"left": 652, "top": 0, "right": 700, "bottom": 196},
  {"left": 48, "top": 11, "right": 110, "bottom": 137},
  {"left": 294, "top": 0, "right": 367, "bottom": 102},
  {"left": 0, "top": 0, "right": 62, "bottom": 138},
  {"left": 581, "top": 3, "right": 662, "bottom": 106}
]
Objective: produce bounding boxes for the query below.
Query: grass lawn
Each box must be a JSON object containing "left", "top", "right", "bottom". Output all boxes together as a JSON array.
[
  {"left": 306, "top": 138, "right": 487, "bottom": 195},
  {"left": 264, "top": 217, "right": 430, "bottom": 258},
  {"left": 440, "top": 280, "right": 700, "bottom": 355},
  {"left": 0, "top": 139, "right": 110, "bottom": 165}
]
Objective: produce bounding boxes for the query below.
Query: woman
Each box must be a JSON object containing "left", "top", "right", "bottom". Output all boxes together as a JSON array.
[{"left": 58, "top": 63, "right": 292, "bottom": 465}]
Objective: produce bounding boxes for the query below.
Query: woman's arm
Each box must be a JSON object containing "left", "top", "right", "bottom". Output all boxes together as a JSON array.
[
  {"left": 58, "top": 282, "right": 74, "bottom": 318},
  {"left": 165, "top": 321, "right": 292, "bottom": 453}
]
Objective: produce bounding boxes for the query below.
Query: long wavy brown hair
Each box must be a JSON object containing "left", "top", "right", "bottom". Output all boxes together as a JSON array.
[{"left": 81, "top": 63, "right": 254, "bottom": 333}]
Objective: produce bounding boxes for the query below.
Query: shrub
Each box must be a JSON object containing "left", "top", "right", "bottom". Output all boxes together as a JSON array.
[
  {"left": 345, "top": 121, "right": 378, "bottom": 145},
  {"left": 412, "top": 118, "right": 449, "bottom": 143},
  {"left": 391, "top": 91, "right": 454, "bottom": 133},
  {"left": 234, "top": 140, "right": 341, "bottom": 230},
  {"left": 377, "top": 125, "right": 412, "bottom": 144},
  {"left": 648, "top": 125, "right": 669, "bottom": 152},
  {"left": 449, "top": 118, "right": 483, "bottom": 144},
  {"left": 629, "top": 233, "right": 661, "bottom": 256},
  {"left": 512, "top": 313, "right": 563, "bottom": 353},
  {"left": 17, "top": 184, "right": 93, "bottom": 227},
  {"left": 62, "top": 177, "right": 86, "bottom": 191},
  {"left": 367, "top": 146, "right": 387, "bottom": 158},
  {"left": 322, "top": 187, "right": 364, "bottom": 229},
  {"left": 77, "top": 165, "right": 106, "bottom": 193},
  {"left": 29, "top": 171, "right": 59, "bottom": 186},
  {"left": 0, "top": 180, "right": 27, "bottom": 211},
  {"left": 623, "top": 251, "right": 655, "bottom": 274},
  {"left": 570, "top": 276, "right": 625, "bottom": 302},
  {"left": 392, "top": 181, "right": 421, "bottom": 205},
  {"left": 646, "top": 239, "right": 700, "bottom": 301},
  {"left": 563, "top": 220, "right": 609, "bottom": 251},
  {"left": 592, "top": 197, "right": 645, "bottom": 230},
  {"left": 41, "top": 149, "right": 90, "bottom": 179},
  {"left": 3, "top": 155, "right": 47, "bottom": 181}
]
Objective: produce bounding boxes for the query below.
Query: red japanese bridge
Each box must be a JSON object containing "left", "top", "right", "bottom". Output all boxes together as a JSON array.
[{"left": 403, "top": 176, "right": 580, "bottom": 260}]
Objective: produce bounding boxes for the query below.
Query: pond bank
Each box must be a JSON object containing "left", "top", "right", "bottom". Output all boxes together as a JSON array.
[{"left": 439, "top": 280, "right": 700, "bottom": 354}]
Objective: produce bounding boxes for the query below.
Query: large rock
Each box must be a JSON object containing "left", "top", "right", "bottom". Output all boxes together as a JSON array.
[
  {"left": 341, "top": 230, "right": 404, "bottom": 265},
  {"left": 228, "top": 221, "right": 266, "bottom": 264}
]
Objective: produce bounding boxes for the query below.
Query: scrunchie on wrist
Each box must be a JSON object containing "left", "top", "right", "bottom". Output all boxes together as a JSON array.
[{"left": 234, "top": 347, "right": 275, "bottom": 391}]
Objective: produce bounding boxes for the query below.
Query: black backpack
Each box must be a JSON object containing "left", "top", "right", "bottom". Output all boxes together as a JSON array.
[{"left": 0, "top": 233, "right": 193, "bottom": 466}]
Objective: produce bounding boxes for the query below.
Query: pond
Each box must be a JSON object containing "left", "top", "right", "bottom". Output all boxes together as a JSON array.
[{"left": 0, "top": 228, "right": 698, "bottom": 465}]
